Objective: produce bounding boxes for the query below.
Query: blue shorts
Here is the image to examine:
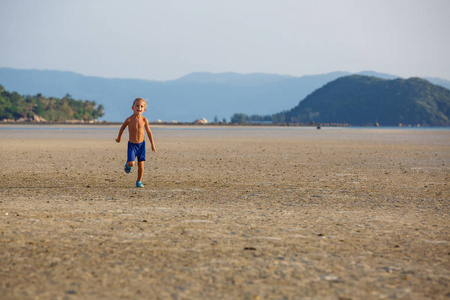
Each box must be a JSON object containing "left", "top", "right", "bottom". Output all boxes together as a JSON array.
[{"left": 127, "top": 141, "right": 146, "bottom": 162}]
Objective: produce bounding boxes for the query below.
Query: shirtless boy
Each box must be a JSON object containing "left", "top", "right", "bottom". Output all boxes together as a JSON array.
[{"left": 115, "top": 98, "right": 157, "bottom": 188}]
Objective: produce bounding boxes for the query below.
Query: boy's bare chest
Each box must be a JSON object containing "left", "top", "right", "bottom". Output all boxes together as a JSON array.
[{"left": 129, "top": 118, "right": 145, "bottom": 128}]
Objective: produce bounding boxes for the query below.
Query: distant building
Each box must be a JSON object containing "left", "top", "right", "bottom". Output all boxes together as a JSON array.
[{"left": 193, "top": 118, "right": 208, "bottom": 124}]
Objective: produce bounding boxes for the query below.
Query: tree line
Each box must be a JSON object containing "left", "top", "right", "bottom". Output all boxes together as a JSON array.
[{"left": 0, "top": 85, "right": 104, "bottom": 122}]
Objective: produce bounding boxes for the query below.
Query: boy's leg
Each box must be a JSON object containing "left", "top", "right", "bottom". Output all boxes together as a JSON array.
[
  {"left": 137, "top": 161, "right": 144, "bottom": 182},
  {"left": 136, "top": 142, "right": 146, "bottom": 183},
  {"left": 125, "top": 142, "right": 137, "bottom": 173}
]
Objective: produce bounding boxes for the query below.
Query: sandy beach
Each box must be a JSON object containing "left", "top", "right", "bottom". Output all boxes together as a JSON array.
[{"left": 0, "top": 125, "right": 449, "bottom": 299}]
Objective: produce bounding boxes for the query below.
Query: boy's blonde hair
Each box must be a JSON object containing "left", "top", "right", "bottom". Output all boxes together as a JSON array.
[{"left": 133, "top": 97, "right": 147, "bottom": 106}]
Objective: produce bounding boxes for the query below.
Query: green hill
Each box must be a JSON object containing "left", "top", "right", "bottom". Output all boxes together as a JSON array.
[
  {"left": 274, "top": 75, "right": 450, "bottom": 126},
  {"left": 0, "top": 85, "right": 104, "bottom": 122}
]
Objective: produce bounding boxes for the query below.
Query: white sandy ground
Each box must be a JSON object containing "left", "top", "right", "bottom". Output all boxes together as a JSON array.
[{"left": 0, "top": 125, "right": 449, "bottom": 299}]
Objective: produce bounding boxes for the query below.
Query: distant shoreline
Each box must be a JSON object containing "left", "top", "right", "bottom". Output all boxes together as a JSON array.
[
  {"left": 0, "top": 123, "right": 449, "bottom": 130},
  {"left": 1, "top": 118, "right": 449, "bottom": 128},
  {"left": 1, "top": 119, "right": 345, "bottom": 127}
]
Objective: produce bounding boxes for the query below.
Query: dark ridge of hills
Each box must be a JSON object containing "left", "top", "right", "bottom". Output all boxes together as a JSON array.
[{"left": 275, "top": 75, "right": 450, "bottom": 126}]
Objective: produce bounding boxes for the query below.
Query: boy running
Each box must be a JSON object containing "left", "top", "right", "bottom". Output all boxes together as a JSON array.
[{"left": 116, "top": 98, "right": 157, "bottom": 188}]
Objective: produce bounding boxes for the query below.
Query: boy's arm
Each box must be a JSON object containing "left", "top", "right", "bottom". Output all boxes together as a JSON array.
[
  {"left": 144, "top": 118, "right": 157, "bottom": 153},
  {"left": 115, "top": 119, "right": 129, "bottom": 143}
]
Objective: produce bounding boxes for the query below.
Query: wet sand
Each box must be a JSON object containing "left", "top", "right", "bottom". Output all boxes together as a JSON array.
[{"left": 0, "top": 125, "right": 449, "bottom": 299}]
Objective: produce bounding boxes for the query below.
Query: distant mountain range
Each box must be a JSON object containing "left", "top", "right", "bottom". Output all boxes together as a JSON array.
[
  {"left": 0, "top": 67, "right": 449, "bottom": 123},
  {"left": 276, "top": 75, "right": 450, "bottom": 126}
]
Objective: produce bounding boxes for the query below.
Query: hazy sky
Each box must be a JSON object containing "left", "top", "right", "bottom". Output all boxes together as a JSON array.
[{"left": 1, "top": 0, "right": 449, "bottom": 81}]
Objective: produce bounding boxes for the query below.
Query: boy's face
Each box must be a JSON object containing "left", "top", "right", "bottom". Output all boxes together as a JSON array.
[{"left": 132, "top": 100, "right": 146, "bottom": 115}]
